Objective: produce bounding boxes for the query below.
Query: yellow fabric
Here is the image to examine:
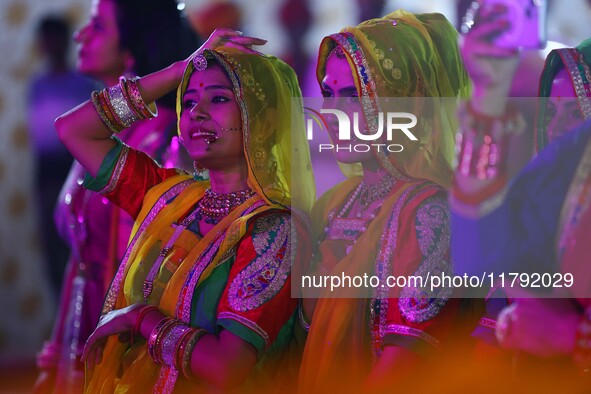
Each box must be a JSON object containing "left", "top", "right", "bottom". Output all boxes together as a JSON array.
[
  {"left": 316, "top": 10, "right": 470, "bottom": 188},
  {"left": 86, "top": 47, "right": 314, "bottom": 393},
  {"left": 299, "top": 180, "right": 414, "bottom": 391},
  {"left": 177, "top": 47, "right": 315, "bottom": 214},
  {"left": 87, "top": 176, "right": 277, "bottom": 393}
]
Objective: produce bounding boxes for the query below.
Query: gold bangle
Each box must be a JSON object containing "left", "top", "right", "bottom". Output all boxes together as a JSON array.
[
  {"left": 106, "top": 83, "right": 141, "bottom": 127},
  {"left": 181, "top": 328, "right": 207, "bottom": 380},
  {"left": 148, "top": 317, "right": 176, "bottom": 364},
  {"left": 174, "top": 328, "right": 195, "bottom": 372},
  {"left": 119, "top": 77, "right": 146, "bottom": 119},
  {"left": 91, "top": 91, "right": 120, "bottom": 134},
  {"left": 98, "top": 89, "right": 126, "bottom": 132},
  {"left": 125, "top": 76, "right": 158, "bottom": 119}
]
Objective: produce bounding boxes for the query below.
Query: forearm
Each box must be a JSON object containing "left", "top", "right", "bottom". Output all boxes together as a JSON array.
[
  {"left": 139, "top": 308, "right": 256, "bottom": 389},
  {"left": 135, "top": 62, "right": 184, "bottom": 107},
  {"left": 453, "top": 97, "right": 527, "bottom": 203},
  {"left": 56, "top": 62, "right": 185, "bottom": 177}
]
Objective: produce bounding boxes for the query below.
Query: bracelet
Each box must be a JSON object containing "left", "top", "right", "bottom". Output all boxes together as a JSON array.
[
  {"left": 160, "top": 324, "right": 192, "bottom": 369},
  {"left": 174, "top": 328, "right": 196, "bottom": 373},
  {"left": 131, "top": 305, "right": 159, "bottom": 344},
  {"left": 456, "top": 101, "right": 523, "bottom": 180},
  {"left": 453, "top": 101, "right": 525, "bottom": 206},
  {"left": 97, "top": 89, "right": 126, "bottom": 132},
  {"left": 91, "top": 91, "right": 121, "bottom": 133},
  {"left": 90, "top": 76, "right": 158, "bottom": 135},
  {"left": 119, "top": 77, "right": 145, "bottom": 119},
  {"left": 148, "top": 317, "right": 176, "bottom": 364},
  {"left": 107, "top": 83, "right": 140, "bottom": 128},
  {"left": 121, "top": 76, "right": 157, "bottom": 119},
  {"left": 180, "top": 328, "right": 208, "bottom": 380},
  {"left": 574, "top": 306, "right": 591, "bottom": 375}
]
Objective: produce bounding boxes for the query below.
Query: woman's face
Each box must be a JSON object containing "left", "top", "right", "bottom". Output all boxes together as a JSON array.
[
  {"left": 545, "top": 68, "right": 585, "bottom": 143},
  {"left": 179, "top": 64, "right": 245, "bottom": 171},
  {"left": 74, "top": 0, "right": 131, "bottom": 82},
  {"left": 321, "top": 51, "right": 374, "bottom": 164}
]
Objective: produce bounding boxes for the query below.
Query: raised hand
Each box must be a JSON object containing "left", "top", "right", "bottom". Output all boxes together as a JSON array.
[
  {"left": 178, "top": 28, "right": 267, "bottom": 76},
  {"left": 459, "top": 2, "right": 520, "bottom": 113}
]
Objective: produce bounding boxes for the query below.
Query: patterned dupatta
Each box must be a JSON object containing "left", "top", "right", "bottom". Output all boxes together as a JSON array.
[
  {"left": 536, "top": 39, "right": 591, "bottom": 150},
  {"left": 86, "top": 174, "right": 279, "bottom": 393},
  {"left": 557, "top": 137, "right": 591, "bottom": 304}
]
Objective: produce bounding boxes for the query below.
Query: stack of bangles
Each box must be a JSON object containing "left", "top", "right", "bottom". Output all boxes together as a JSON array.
[
  {"left": 453, "top": 100, "right": 525, "bottom": 205},
  {"left": 91, "top": 76, "right": 158, "bottom": 134},
  {"left": 574, "top": 305, "right": 591, "bottom": 376},
  {"left": 134, "top": 305, "right": 207, "bottom": 380}
]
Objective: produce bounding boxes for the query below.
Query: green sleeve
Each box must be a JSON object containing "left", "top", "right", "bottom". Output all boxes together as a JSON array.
[{"left": 83, "top": 136, "right": 124, "bottom": 191}]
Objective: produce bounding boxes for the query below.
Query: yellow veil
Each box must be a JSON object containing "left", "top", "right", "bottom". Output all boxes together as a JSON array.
[
  {"left": 316, "top": 10, "right": 470, "bottom": 188},
  {"left": 178, "top": 47, "right": 316, "bottom": 213}
]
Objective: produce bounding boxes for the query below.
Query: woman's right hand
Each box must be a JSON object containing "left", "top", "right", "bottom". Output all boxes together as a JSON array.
[
  {"left": 459, "top": 2, "right": 520, "bottom": 114},
  {"left": 176, "top": 28, "right": 267, "bottom": 80},
  {"left": 82, "top": 304, "right": 144, "bottom": 368}
]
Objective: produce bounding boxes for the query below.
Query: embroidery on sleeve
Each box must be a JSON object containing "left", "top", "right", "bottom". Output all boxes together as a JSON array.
[
  {"left": 99, "top": 144, "right": 130, "bottom": 194},
  {"left": 399, "top": 196, "right": 452, "bottom": 323},
  {"left": 228, "top": 213, "right": 292, "bottom": 312}
]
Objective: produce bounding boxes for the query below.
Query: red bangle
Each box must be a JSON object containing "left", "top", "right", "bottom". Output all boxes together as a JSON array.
[
  {"left": 132, "top": 305, "right": 160, "bottom": 342},
  {"left": 456, "top": 101, "right": 525, "bottom": 181},
  {"left": 148, "top": 317, "right": 176, "bottom": 364}
]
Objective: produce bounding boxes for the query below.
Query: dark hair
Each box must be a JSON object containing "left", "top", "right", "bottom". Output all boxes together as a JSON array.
[
  {"left": 112, "top": 0, "right": 199, "bottom": 108},
  {"left": 37, "top": 15, "right": 70, "bottom": 38}
]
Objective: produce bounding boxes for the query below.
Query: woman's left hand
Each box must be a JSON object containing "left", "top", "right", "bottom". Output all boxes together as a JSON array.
[
  {"left": 82, "top": 304, "right": 144, "bottom": 368},
  {"left": 200, "top": 28, "right": 267, "bottom": 54},
  {"left": 496, "top": 293, "right": 580, "bottom": 357}
]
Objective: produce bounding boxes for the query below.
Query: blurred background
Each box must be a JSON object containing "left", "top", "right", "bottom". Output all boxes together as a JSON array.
[{"left": 0, "top": 0, "right": 590, "bottom": 391}]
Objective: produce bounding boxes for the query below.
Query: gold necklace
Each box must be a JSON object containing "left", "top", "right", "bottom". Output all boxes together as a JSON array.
[{"left": 195, "top": 187, "right": 256, "bottom": 224}]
